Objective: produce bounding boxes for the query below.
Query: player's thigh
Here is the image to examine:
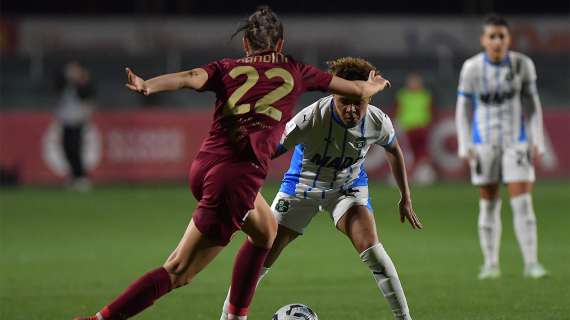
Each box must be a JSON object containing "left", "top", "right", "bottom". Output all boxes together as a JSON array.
[
  {"left": 271, "top": 192, "right": 320, "bottom": 235},
  {"left": 324, "top": 186, "right": 371, "bottom": 227},
  {"left": 503, "top": 143, "right": 535, "bottom": 188},
  {"left": 193, "top": 158, "right": 266, "bottom": 246},
  {"left": 326, "top": 187, "right": 378, "bottom": 252},
  {"left": 337, "top": 205, "right": 378, "bottom": 253},
  {"left": 507, "top": 181, "right": 533, "bottom": 198},
  {"left": 241, "top": 193, "right": 278, "bottom": 248},
  {"left": 470, "top": 144, "right": 501, "bottom": 186},
  {"left": 163, "top": 219, "right": 225, "bottom": 287}
]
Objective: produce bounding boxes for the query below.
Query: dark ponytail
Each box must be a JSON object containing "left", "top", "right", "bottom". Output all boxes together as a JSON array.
[{"left": 232, "top": 5, "right": 284, "bottom": 51}]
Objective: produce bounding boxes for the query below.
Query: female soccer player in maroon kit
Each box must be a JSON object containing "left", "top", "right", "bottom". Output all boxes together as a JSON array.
[{"left": 75, "top": 6, "right": 390, "bottom": 320}]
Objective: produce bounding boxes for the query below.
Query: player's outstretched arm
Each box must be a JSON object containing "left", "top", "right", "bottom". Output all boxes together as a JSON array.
[
  {"left": 328, "top": 70, "right": 390, "bottom": 99},
  {"left": 383, "top": 140, "right": 423, "bottom": 229},
  {"left": 125, "top": 67, "right": 209, "bottom": 95}
]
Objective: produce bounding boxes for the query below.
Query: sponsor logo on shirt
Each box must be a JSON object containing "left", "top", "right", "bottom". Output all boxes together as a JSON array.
[
  {"left": 479, "top": 89, "right": 516, "bottom": 105},
  {"left": 309, "top": 154, "right": 363, "bottom": 170}
]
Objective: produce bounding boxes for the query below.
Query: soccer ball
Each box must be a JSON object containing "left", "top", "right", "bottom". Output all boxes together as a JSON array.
[{"left": 272, "top": 303, "right": 319, "bottom": 320}]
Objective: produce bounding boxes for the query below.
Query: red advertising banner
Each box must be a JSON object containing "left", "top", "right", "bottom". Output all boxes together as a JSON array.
[
  {"left": 0, "top": 111, "right": 210, "bottom": 184},
  {"left": 0, "top": 110, "right": 569, "bottom": 185}
]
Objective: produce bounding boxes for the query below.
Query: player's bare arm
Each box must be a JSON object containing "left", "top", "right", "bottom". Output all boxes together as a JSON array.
[
  {"left": 125, "top": 67, "right": 209, "bottom": 95},
  {"left": 455, "top": 93, "right": 476, "bottom": 161},
  {"left": 383, "top": 140, "right": 423, "bottom": 229},
  {"left": 329, "top": 70, "right": 391, "bottom": 99},
  {"left": 521, "top": 81, "right": 545, "bottom": 164}
]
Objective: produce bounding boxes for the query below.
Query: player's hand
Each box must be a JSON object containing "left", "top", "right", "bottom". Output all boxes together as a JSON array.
[
  {"left": 460, "top": 148, "right": 475, "bottom": 164},
  {"left": 125, "top": 67, "right": 149, "bottom": 95},
  {"left": 399, "top": 197, "right": 423, "bottom": 229},
  {"left": 368, "top": 70, "right": 391, "bottom": 92},
  {"left": 530, "top": 145, "right": 543, "bottom": 165}
]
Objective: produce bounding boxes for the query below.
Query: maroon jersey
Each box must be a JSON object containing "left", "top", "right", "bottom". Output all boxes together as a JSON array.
[{"left": 198, "top": 50, "right": 332, "bottom": 169}]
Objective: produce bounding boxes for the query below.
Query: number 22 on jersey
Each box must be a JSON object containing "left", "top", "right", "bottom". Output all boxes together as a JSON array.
[{"left": 224, "top": 66, "right": 294, "bottom": 121}]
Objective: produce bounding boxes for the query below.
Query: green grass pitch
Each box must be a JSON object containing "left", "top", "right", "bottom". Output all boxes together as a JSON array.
[{"left": 1, "top": 182, "right": 568, "bottom": 319}]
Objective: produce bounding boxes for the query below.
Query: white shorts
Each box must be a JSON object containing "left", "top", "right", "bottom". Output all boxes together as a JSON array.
[
  {"left": 469, "top": 143, "right": 535, "bottom": 186},
  {"left": 271, "top": 186, "right": 372, "bottom": 234}
]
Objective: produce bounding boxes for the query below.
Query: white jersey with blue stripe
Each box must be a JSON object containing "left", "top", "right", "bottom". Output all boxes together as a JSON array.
[
  {"left": 456, "top": 51, "right": 544, "bottom": 157},
  {"left": 278, "top": 95, "right": 395, "bottom": 198}
]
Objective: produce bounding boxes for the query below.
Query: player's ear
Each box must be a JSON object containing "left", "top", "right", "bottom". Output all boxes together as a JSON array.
[
  {"left": 275, "top": 39, "right": 284, "bottom": 53},
  {"left": 504, "top": 31, "right": 511, "bottom": 47}
]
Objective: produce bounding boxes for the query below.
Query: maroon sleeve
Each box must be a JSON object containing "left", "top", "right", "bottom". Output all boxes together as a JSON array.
[
  {"left": 300, "top": 63, "right": 333, "bottom": 92},
  {"left": 196, "top": 60, "right": 224, "bottom": 92}
]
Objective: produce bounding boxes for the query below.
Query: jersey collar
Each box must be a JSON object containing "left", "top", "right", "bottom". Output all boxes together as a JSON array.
[
  {"left": 483, "top": 51, "right": 510, "bottom": 66},
  {"left": 246, "top": 49, "right": 279, "bottom": 57}
]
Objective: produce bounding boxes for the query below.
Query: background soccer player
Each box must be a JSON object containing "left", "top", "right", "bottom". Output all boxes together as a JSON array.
[
  {"left": 220, "top": 57, "right": 422, "bottom": 320},
  {"left": 395, "top": 72, "right": 436, "bottom": 185},
  {"left": 54, "top": 61, "right": 95, "bottom": 191},
  {"left": 74, "top": 6, "right": 390, "bottom": 320},
  {"left": 455, "top": 14, "right": 547, "bottom": 279}
]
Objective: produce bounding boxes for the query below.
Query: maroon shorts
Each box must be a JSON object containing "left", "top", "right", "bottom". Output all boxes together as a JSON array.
[{"left": 189, "top": 151, "right": 267, "bottom": 246}]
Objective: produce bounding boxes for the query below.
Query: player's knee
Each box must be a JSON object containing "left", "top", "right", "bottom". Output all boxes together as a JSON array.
[
  {"left": 354, "top": 238, "right": 378, "bottom": 254},
  {"left": 511, "top": 194, "right": 536, "bottom": 224},
  {"left": 161, "top": 264, "right": 191, "bottom": 288},
  {"left": 478, "top": 198, "right": 501, "bottom": 228},
  {"left": 479, "top": 185, "right": 500, "bottom": 200},
  {"left": 163, "top": 258, "right": 189, "bottom": 277},
  {"left": 346, "top": 223, "right": 378, "bottom": 253},
  {"left": 255, "top": 227, "right": 277, "bottom": 249},
  {"left": 252, "top": 221, "right": 277, "bottom": 249}
]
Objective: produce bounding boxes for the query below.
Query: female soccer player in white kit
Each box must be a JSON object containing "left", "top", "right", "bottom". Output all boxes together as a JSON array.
[
  {"left": 220, "top": 57, "right": 422, "bottom": 320},
  {"left": 455, "top": 15, "right": 548, "bottom": 279}
]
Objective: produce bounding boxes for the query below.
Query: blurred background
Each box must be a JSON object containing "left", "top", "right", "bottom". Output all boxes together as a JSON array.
[
  {"left": 1, "top": 2, "right": 570, "bottom": 320},
  {"left": 0, "top": 1, "right": 569, "bottom": 186}
]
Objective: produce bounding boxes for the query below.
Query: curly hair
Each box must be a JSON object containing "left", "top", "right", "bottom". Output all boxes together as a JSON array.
[
  {"left": 232, "top": 5, "right": 284, "bottom": 51},
  {"left": 326, "top": 57, "right": 378, "bottom": 81}
]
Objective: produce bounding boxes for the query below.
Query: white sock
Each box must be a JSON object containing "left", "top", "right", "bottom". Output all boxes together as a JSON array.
[
  {"left": 478, "top": 198, "right": 502, "bottom": 267},
  {"left": 227, "top": 315, "right": 247, "bottom": 320},
  {"left": 220, "top": 267, "right": 271, "bottom": 320},
  {"left": 510, "top": 194, "right": 538, "bottom": 266},
  {"left": 360, "top": 243, "right": 411, "bottom": 320}
]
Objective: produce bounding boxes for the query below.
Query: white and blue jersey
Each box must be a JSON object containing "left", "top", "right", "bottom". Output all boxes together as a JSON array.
[
  {"left": 456, "top": 51, "right": 544, "bottom": 158},
  {"left": 277, "top": 95, "right": 395, "bottom": 200}
]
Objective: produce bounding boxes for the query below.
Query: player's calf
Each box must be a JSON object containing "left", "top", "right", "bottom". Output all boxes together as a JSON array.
[
  {"left": 478, "top": 197, "right": 502, "bottom": 271},
  {"left": 361, "top": 243, "right": 412, "bottom": 320},
  {"left": 510, "top": 192, "right": 548, "bottom": 277},
  {"left": 79, "top": 267, "right": 173, "bottom": 320},
  {"left": 227, "top": 240, "right": 270, "bottom": 320}
]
